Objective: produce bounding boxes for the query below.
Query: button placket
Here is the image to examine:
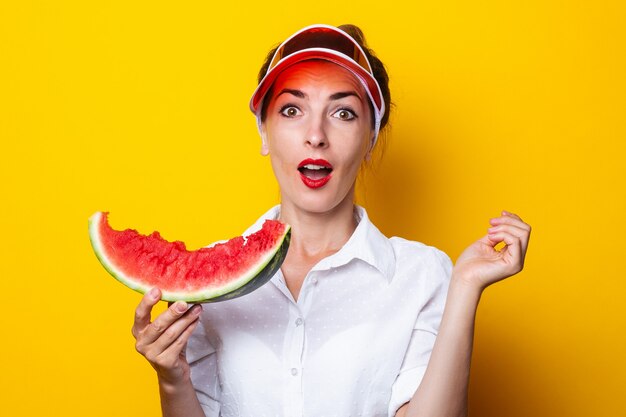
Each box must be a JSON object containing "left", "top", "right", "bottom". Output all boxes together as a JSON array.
[
  {"left": 284, "top": 303, "right": 305, "bottom": 416},
  {"left": 282, "top": 270, "right": 321, "bottom": 416},
  {"left": 288, "top": 306, "right": 305, "bottom": 374}
]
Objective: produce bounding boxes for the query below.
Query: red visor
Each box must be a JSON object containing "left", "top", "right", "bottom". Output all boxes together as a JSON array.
[{"left": 249, "top": 24, "right": 385, "bottom": 142}]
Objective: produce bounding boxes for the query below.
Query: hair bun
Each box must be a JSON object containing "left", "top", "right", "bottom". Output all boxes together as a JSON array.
[{"left": 338, "top": 24, "right": 367, "bottom": 47}]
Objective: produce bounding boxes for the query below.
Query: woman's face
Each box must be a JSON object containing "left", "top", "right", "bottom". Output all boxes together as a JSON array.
[{"left": 260, "top": 60, "right": 374, "bottom": 215}]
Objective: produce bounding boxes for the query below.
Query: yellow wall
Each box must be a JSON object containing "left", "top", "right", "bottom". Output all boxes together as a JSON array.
[{"left": 1, "top": 1, "right": 624, "bottom": 416}]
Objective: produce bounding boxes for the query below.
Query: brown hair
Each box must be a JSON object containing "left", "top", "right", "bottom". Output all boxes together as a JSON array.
[{"left": 256, "top": 24, "right": 392, "bottom": 140}]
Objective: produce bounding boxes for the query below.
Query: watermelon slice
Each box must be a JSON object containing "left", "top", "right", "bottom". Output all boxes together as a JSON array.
[{"left": 88, "top": 212, "right": 290, "bottom": 302}]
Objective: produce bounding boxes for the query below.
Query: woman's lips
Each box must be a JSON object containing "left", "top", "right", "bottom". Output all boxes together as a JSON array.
[
  {"left": 298, "top": 158, "right": 333, "bottom": 189},
  {"left": 299, "top": 172, "right": 332, "bottom": 188}
]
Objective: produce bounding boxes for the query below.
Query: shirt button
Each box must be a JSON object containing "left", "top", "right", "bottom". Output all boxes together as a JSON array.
[
  {"left": 295, "top": 318, "right": 303, "bottom": 326},
  {"left": 290, "top": 368, "right": 298, "bottom": 376},
  {"left": 311, "top": 277, "right": 318, "bottom": 285}
]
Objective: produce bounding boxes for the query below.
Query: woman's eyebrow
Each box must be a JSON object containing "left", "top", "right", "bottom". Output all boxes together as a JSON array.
[
  {"left": 329, "top": 91, "right": 360, "bottom": 100},
  {"left": 276, "top": 88, "right": 306, "bottom": 99}
]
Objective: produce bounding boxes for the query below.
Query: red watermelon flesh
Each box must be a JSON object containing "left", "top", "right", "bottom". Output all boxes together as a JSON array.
[{"left": 89, "top": 212, "right": 291, "bottom": 302}]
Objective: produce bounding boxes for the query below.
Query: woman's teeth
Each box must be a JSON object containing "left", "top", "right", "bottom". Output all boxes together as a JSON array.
[
  {"left": 303, "top": 164, "right": 326, "bottom": 170},
  {"left": 298, "top": 165, "right": 332, "bottom": 179}
]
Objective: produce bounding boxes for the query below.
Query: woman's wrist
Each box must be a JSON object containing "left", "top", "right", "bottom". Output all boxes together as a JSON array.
[
  {"left": 157, "top": 371, "right": 205, "bottom": 417},
  {"left": 158, "top": 373, "right": 192, "bottom": 396},
  {"left": 449, "top": 271, "right": 485, "bottom": 302}
]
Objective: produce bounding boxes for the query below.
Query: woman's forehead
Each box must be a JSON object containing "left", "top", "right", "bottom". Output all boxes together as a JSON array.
[{"left": 271, "top": 60, "right": 367, "bottom": 95}]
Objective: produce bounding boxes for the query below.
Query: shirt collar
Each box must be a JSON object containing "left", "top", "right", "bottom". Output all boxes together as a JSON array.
[{"left": 244, "top": 205, "right": 396, "bottom": 282}]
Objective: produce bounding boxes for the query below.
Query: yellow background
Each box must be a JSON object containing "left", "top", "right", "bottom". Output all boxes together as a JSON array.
[{"left": 1, "top": 1, "right": 624, "bottom": 416}]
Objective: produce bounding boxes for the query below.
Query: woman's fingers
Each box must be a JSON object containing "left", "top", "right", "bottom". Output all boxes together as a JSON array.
[
  {"left": 487, "top": 211, "right": 531, "bottom": 274},
  {"left": 502, "top": 210, "right": 520, "bottom": 218},
  {"left": 131, "top": 290, "right": 203, "bottom": 384},
  {"left": 149, "top": 304, "right": 202, "bottom": 354},
  {"left": 489, "top": 210, "right": 531, "bottom": 249},
  {"left": 487, "top": 230, "right": 522, "bottom": 253},
  {"left": 486, "top": 230, "right": 525, "bottom": 274},
  {"left": 490, "top": 211, "right": 532, "bottom": 232},
  {"left": 488, "top": 224, "right": 530, "bottom": 248},
  {"left": 132, "top": 287, "right": 161, "bottom": 338},
  {"left": 155, "top": 319, "right": 200, "bottom": 369},
  {"left": 455, "top": 210, "right": 531, "bottom": 288},
  {"left": 135, "top": 301, "right": 202, "bottom": 358},
  {"left": 139, "top": 301, "right": 194, "bottom": 346}
]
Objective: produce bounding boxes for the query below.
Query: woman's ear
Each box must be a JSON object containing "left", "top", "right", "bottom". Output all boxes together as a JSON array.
[{"left": 364, "top": 133, "right": 376, "bottom": 161}]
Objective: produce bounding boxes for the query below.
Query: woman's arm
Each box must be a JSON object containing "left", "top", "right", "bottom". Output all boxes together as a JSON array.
[
  {"left": 397, "top": 210, "right": 531, "bottom": 417},
  {"left": 132, "top": 288, "right": 207, "bottom": 417},
  {"left": 158, "top": 377, "right": 207, "bottom": 417}
]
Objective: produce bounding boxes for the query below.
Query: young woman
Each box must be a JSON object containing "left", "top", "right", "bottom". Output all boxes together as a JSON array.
[{"left": 131, "top": 24, "right": 531, "bottom": 417}]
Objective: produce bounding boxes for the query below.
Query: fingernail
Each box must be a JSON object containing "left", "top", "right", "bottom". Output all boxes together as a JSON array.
[
  {"left": 175, "top": 301, "right": 187, "bottom": 312},
  {"left": 502, "top": 210, "right": 509, "bottom": 215},
  {"left": 149, "top": 288, "right": 159, "bottom": 298},
  {"left": 192, "top": 304, "right": 203, "bottom": 314}
]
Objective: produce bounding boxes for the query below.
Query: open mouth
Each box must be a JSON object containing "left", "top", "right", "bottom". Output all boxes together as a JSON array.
[{"left": 298, "top": 159, "right": 333, "bottom": 188}]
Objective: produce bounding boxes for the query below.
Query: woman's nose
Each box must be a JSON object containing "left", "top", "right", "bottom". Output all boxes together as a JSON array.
[{"left": 305, "top": 116, "right": 328, "bottom": 148}]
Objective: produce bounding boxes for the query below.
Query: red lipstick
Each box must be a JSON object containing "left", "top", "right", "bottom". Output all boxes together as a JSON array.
[
  {"left": 298, "top": 158, "right": 333, "bottom": 189},
  {"left": 297, "top": 159, "right": 332, "bottom": 169}
]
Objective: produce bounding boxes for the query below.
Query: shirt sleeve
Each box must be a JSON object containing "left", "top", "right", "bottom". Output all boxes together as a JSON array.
[
  {"left": 388, "top": 247, "right": 453, "bottom": 417},
  {"left": 186, "top": 314, "right": 221, "bottom": 417}
]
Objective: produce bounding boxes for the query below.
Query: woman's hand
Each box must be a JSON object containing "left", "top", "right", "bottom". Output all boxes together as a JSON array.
[
  {"left": 131, "top": 288, "right": 203, "bottom": 389},
  {"left": 453, "top": 210, "right": 531, "bottom": 291}
]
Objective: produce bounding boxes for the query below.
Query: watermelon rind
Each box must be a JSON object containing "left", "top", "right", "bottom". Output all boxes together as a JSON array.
[{"left": 88, "top": 212, "right": 290, "bottom": 302}]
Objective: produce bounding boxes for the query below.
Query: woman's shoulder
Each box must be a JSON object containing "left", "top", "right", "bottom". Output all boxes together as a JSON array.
[
  {"left": 387, "top": 236, "right": 454, "bottom": 281},
  {"left": 355, "top": 206, "right": 453, "bottom": 279},
  {"left": 388, "top": 236, "right": 451, "bottom": 262}
]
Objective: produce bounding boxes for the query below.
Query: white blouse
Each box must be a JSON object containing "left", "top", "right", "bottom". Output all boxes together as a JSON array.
[{"left": 186, "top": 205, "right": 452, "bottom": 417}]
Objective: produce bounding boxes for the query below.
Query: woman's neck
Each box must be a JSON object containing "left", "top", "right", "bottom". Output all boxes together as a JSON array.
[{"left": 278, "top": 196, "right": 357, "bottom": 259}]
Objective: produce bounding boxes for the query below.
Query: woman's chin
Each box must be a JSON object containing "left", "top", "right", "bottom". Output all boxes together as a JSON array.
[{"left": 282, "top": 188, "right": 355, "bottom": 216}]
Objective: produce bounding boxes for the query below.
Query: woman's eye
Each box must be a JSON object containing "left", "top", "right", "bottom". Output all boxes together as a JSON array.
[
  {"left": 333, "top": 109, "right": 356, "bottom": 120},
  {"left": 280, "top": 106, "right": 300, "bottom": 117}
]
